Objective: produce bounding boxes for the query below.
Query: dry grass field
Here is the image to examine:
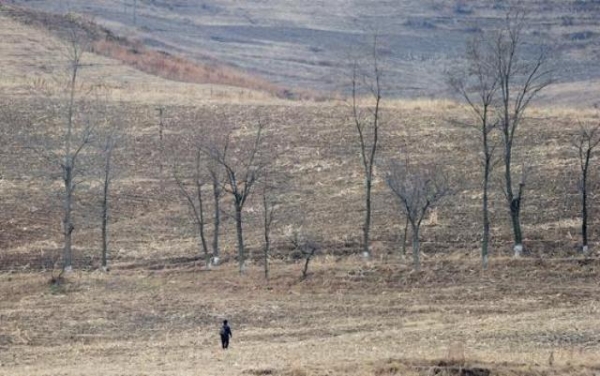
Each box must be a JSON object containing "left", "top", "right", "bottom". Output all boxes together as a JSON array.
[
  {"left": 1, "top": 4, "right": 600, "bottom": 376},
  {"left": 0, "top": 258, "right": 599, "bottom": 376}
]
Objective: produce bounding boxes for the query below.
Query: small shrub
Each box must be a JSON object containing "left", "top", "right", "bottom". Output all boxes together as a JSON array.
[
  {"left": 569, "top": 31, "right": 596, "bottom": 41},
  {"left": 245, "top": 369, "right": 276, "bottom": 376},
  {"left": 48, "top": 272, "right": 67, "bottom": 294},
  {"left": 561, "top": 16, "right": 575, "bottom": 26},
  {"left": 374, "top": 363, "right": 402, "bottom": 375},
  {"left": 405, "top": 18, "right": 437, "bottom": 29},
  {"left": 454, "top": 3, "right": 473, "bottom": 15}
]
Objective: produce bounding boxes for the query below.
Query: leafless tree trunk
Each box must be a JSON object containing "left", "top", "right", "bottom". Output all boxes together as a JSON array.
[
  {"left": 205, "top": 120, "right": 267, "bottom": 273},
  {"left": 157, "top": 107, "right": 166, "bottom": 192},
  {"left": 60, "top": 27, "right": 93, "bottom": 272},
  {"left": 208, "top": 162, "right": 224, "bottom": 265},
  {"left": 493, "top": 8, "right": 552, "bottom": 256},
  {"left": 101, "top": 131, "right": 117, "bottom": 271},
  {"left": 401, "top": 215, "right": 409, "bottom": 256},
  {"left": 133, "top": 0, "right": 137, "bottom": 25},
  {"left": 350, "top": 35, "right": 383, "bottom": 259},
  {"left": 386, "top": 160, "right": 450, "bottom": 271},
  {"left": 262, "top": 185, "right": 275, "bottom": 280},
  {"left": 573, "top": 124, "right": 600, "bottom": 254},
  {"left": 289, "top": 229, "right": 319, "bottom": 280},
  {"left": 449, "top": 34, "right": 500, "bottom": 270},
  {"left": 174, "top": 150, "right": 211, "bottom": 267}
]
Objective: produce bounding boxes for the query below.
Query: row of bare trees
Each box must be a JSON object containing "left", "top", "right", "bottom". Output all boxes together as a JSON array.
[
  {"left": 5, "top": 6, "right": 598, "bottom": 277},
  {"left": 173, "top": 118, "right": 269, "bottom": 273},
  {"left": 353, "top": 7, "right": 598, "bottom": 271},
  {"left": 23, "top": 26, "right": 118, "bottom": 274},
  {"left": 349, "top": 36, "right": 451, "bottom": 271},
  {"left": 447, "top": 8, "right": 600, "bottom": 270},
  {"left": 20, "top": 22, "right": 310, "bottom": 276},
  {"left": 0, "top": 23, "right": 123, "bottom": 275}
]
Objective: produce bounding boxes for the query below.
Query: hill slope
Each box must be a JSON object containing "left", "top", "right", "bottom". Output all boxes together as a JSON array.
[{"left": 7, "top": 0, "right": 600, "bottom": 105}]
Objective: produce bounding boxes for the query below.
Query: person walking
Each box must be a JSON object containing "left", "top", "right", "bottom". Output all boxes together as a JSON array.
[{"left": 220, "top": 320, "right": 232, "bottom": 349}]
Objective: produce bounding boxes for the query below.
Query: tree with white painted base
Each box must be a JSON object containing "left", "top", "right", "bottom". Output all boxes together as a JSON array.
[
  {"left": 205, "top": 120, "right": 268, "bottom": 273},
  {"left": 349, "top": 35, "right": 384, "bottom": 259},
  {"left": 448, "top": 34, "right": 500, "bottom": 270},
  {"left": 572, "top": 123, "right": 600, "bottom": 255},
  {"left": 492, "top": 8, "right": 552, "bottom": 256}
]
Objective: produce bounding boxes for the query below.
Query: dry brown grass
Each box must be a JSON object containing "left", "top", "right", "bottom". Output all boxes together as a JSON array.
[
  {"left": 0, "top": 257, "right": 599, "bottom": 375},
  {"left": 89, "top": 39, "right": 285, "bottom": 98}
]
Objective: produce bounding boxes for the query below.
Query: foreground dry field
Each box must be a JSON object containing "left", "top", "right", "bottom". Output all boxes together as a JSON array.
[{"left": 0, "top": 257, "right": 599, "bottom": 376}]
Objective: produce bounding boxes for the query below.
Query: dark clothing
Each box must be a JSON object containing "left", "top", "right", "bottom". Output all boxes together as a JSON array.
[
  {"left": 220, "top": 334, "right": 229, "bottom": 349},
  {"left": 220, "top": 324, "right": 232, "bottom": 349}
]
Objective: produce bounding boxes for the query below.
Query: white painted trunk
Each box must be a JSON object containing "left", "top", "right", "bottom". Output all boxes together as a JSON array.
[{"left": 513, "top": 244, "right": 523, "bottom": 257}]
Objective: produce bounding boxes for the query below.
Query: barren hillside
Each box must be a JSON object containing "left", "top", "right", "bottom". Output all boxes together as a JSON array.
[{"left": 6, "top": 0, "right": 600, "bottom": 105}]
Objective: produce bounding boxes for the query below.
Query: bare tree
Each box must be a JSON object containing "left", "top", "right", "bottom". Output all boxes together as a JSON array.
[
  {"left": 133, "top": 0, "right": 138, "bottom": 25},
  {"left": 492, "top": 8, "right": 552, "bottom": 256},
  {"left": 100, "top": 128, "right": 118, "bottom": 271},
  {"left": 449, "top": 34, "right": 500, "bottom": 270},
  {"left": 261, "top": 182, "right": 275, "bottom": 280},
  {"left": 157, "top": 106, "right": 166, "bottom": 192},
  {"left": 205, "top": 120, "right": 268, "bottom": 273},
  {"left": 572, "top": 123, "right": 600, "bottom": 254},
  {"left": 350, "top": 35, "right": 383, "bottom": 259},
  {"left": 56, "top": 26, "right": 94, "bottom": 272},
  {"left": 288, "top": 228, "right": 319, "bottom": 280},
  {"left": 174, "top": 149, "right": 211, "bottom": 267},
  {"left": 386, "top": 160, "right": 450, "bottom": 271},
  {"left": 207, "top": 159, "right": 225, "bottom": 265}
]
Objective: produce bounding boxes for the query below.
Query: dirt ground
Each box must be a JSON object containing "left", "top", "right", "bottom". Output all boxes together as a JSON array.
[{"left": 0, "top": 256, "right": 598, "bottom": 376}]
